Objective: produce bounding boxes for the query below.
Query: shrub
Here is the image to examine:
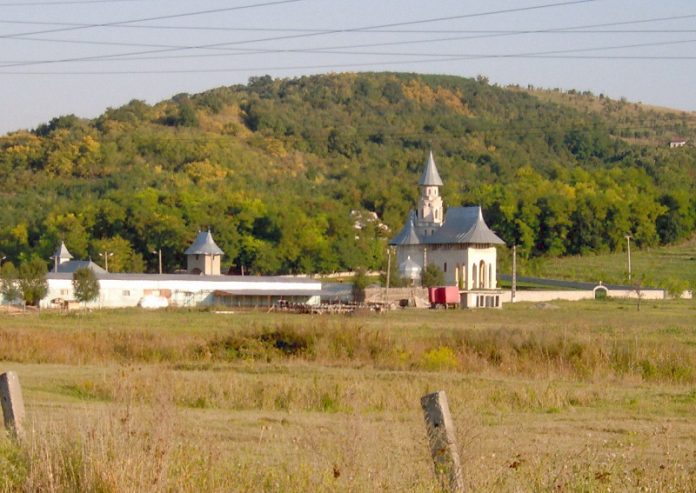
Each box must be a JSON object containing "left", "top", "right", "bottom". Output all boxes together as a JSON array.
[{"left": 422, "top": 346, "right": 458, "bottom": 371}]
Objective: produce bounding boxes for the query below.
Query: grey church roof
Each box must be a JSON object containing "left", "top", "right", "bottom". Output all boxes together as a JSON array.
[
  {"left": 184, "top": 230, "right": 224, "bottom": 255},
  {"left": 56, "top": 260, "right": 107, "bottom": 274},
  {"left": 389, "top": 213, "right": 421, "bottom": 246},
  {"left": 52, "top": 241, "right": 73, "bottom": 260},
  {"left": 418, "top": 150, "right": 444, "bottom": 187},
  {"left": 425, "top": 206, "right": 505, "bottom": 245}
]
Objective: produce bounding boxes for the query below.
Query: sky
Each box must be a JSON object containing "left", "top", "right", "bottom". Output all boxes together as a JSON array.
[{"left": 0, "top": 0, "right": 695, "bottom": 134}]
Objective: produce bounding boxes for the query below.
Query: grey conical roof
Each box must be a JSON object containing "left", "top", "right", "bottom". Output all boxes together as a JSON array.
[
  {"left": 184, "top": 230, "right": 224, "bottom": 255},
  {"left": 389, "top": 212, "right": 421, "bottom": 246},
  {"left": 52, "top": 241, "right": 73, "bottom": 260},
  {"left": 418, "top": 150, "right": 443, "bottom": 187},
  {"left": 426, "top": 206, "right": 505, "bottom": 245}
]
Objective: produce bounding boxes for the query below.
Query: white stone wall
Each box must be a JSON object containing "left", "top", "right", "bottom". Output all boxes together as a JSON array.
[{"left": 506, "top": 289, "right": 667, "bottom": 303}]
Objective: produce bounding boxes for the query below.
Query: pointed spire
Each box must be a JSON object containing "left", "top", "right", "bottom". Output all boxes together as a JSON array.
[
  {"left": 184, "top": 230, "right": 224, "bottom": 255},
  {"left": 52, "top": 241, "right": 73, "bottom": 261},
  {"left": 418, "top": 150, "right": 443, "bottom": 187}
]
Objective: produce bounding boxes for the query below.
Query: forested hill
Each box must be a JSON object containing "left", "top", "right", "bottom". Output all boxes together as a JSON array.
[{"left": 1, "top": 72, "right": 694, "bottom": 275}]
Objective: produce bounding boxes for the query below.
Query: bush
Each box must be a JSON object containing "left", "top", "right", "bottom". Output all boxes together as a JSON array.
[{"left": 422, "top": 346, "right": 458, "bottom": 371}]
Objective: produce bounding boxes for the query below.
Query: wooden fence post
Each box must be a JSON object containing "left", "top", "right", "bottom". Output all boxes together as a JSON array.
[
  {"left": 0, "top": 371, "right": 26, "bottom": 440},
  {"left": 421, "top": 390, "right": 464, "bottom": 493}
]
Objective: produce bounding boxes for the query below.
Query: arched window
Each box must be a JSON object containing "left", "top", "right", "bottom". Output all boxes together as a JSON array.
[
  {"left": 472, "top": 263, "right": 477, "bottom": 289},
  {"left": 443, "top": 262, "right": 447, "bottom": 273},
  {"left": 479, "top": 260, "right": 486, "bottom": 289}
]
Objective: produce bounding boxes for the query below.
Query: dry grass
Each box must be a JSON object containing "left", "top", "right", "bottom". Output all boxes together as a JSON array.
[{"left": 0, "top": 299, "right": 695, "bottom": 491}]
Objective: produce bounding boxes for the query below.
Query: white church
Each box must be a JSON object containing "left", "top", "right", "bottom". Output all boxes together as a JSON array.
[{"left": 390, "top": 151, "right": 505, "bottom": 308}]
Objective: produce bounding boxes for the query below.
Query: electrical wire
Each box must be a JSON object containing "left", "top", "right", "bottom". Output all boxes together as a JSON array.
[
  {"left": 0, "top": 0, "right": 151, "bottom": 5},
  {"left": 0, "top": 0, "right": 598, "bottom": 69},
  {"left": 0, "top": 0, "right": 305, "bottom": 38}
]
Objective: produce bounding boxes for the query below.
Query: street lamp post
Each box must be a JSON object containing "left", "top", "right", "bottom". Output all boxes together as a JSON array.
[
  {"left": 99, "top": 252, "right": 113, "bottom": 272},
  {"left": 152, "top": 249, "right": 162, "bottom": 274},
  {"left": 625, "top": 235, "right": 632, "bottom": 281}
]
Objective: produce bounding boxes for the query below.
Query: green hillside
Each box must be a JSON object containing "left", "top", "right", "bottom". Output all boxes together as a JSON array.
[
  {"left": 0, "top": 72, "right": 694, "bottom": 276},
  {"left": 503, "top": 235, "right": 696, "bottom": 291}
]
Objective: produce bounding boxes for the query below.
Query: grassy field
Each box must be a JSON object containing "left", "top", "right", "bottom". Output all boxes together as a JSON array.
[
  {"left": 0, "top": 300, "right": 695, "bottom": 492},
  {"left": 501, "top": 236, "right": 696, "bottom": 291}
]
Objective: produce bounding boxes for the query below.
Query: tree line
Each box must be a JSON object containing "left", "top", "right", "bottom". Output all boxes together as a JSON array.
[{"left": 0, "top": 72, "right": 694, "bottom": 277}]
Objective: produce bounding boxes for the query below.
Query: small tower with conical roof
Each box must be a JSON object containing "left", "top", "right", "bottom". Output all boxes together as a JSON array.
[
  {"left": 52, "top": 241, "right": 73, "bottom": 273},
  {"left": 416, "top": 150, "right": 444, "bottom": 236},
  {"left": 184, "top": 230, "right": 224, "bottom": 275}
]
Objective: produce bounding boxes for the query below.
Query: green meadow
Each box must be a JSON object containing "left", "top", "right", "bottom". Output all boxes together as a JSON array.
[{"left": 0, "top": 299, "right": 694, "bottom": 492}]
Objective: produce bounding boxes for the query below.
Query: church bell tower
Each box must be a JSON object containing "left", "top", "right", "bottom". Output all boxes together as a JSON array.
[{"left": 416, "top": 150, "right": 444, "bottom": 236}]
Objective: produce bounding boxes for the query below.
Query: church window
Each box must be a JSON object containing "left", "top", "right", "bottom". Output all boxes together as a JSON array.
[{"left": 444, "top": 262, "right": 447, "bottom": 272}]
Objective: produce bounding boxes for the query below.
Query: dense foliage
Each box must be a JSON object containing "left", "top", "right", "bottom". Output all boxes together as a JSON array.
[{"left": 0, "top": 73, "right": 694, "bottom": 275}]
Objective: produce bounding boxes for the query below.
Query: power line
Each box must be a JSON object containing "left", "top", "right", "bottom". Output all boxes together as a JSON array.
[
  {"left": 2, "top": 51, "right": 695, "bottom": 76},
  {"left": 2, "top": 27, "right": 696, "bottom": 67},
  {"left": 3, "top": 11, "right": 696, "bottom": 66},
  {"left": 0, "top": 0, "right": 305, "bottom": 39},
  {"left": 3, "top": 12, "right": 695, "bottom": 35},
  {"left": 0, "top": 0, "right": 597, "bottom": 69},
  {"left": 8, "top": 34, "right": 696, "bottom": 65},
  {"left": 0, "top": 0, "right": 151, "bottom": 5}
]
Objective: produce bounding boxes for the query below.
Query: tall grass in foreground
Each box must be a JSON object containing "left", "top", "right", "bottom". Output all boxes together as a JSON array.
[
  {"left": 0, "top": 376, "right": 694, "bottom": 492},
  {"left": 1, "top": 321, "right": 694, "bottom": 385}
]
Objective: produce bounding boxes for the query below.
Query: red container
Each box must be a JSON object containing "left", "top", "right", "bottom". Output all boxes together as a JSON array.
[{"left": 429, "top": 286, "right": 460, "bottom": 306}]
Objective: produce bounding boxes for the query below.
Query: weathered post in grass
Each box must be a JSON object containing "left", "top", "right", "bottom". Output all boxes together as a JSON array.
[
  {"left": 421, "top": 390, "right": 464, "bottom": 493},
  {"left": 0, "top": 371, "right": 26, "bottom": 440}
]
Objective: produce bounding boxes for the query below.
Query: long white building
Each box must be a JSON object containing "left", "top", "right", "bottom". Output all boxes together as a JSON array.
[{"left": 41, "top": 236, "right": 321, "bottom": 309}]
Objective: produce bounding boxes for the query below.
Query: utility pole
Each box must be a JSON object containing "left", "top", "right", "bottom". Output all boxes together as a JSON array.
[
  {"left": 511, "top": 245, "right": 517, "bottom": 303},
  {"left": 99, "top": 252, "right": 113, "bottom": 272},
  {"left": 152, "top": 249, "right": 162, "bottom": 274},
  {"left": 625, "top": 235, "right": 632, "bottom": 281},
  {"left": 385, "top": 247, "right": 392, "bottom": 303}
]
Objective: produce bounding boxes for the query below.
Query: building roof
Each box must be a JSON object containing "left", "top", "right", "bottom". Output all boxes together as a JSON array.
[
  {"left": 55, "top": 260, "right": 107, "bottom": 274},
  {"left": 418, "top": 150, "right": 444, "bottom": 187},
  {"left": 52, "top": 241, "right": 73, "bottom": 260},
  {"left": 425, "top": 206, "right": 505, "bottom": 245},
  {"left": 184, "top": 230, "right": 224, "bottom": 255},
  {"left": 389, "top": 213, "right": 421, "bottom": 246},
  {"left": 46, "top": 271, "right": 321, "bottom": 284},
  {"left": 214, "top": 289, "right": 323, "bottom": 297}
]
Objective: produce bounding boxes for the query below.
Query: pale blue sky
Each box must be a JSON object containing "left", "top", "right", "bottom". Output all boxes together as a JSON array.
[{"left": 1, "top": 0, "right": 694, "bottom": 134}]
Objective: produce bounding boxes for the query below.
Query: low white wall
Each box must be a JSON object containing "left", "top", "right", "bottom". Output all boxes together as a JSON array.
[
  {"left": 509, "top": 290, "right": 593, "bottom": 303},
  {"left": 507, "top": 288, "right": 667, "bottom": 303}
]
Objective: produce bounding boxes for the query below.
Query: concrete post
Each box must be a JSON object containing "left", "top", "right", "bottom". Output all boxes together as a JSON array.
[
  {"left": 0, "top": 371, "right": 25, "bottom": 440},
  {"left": 512, "top": 244, "right": 517, "bottom": 303},
  {"left": 421, "top": 390, "right": 464, "bottom": 493}
]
